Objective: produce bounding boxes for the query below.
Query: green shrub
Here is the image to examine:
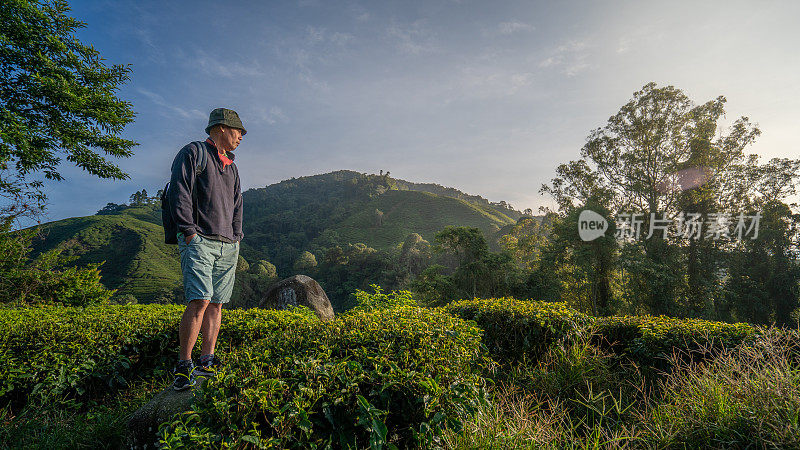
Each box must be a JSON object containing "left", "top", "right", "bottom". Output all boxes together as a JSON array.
[
  {"left": 0, "top": 305, "right": 319, "bottom": 410},
  {"left": 348, "top": 284, "right": 416, "bottom": 313},
  {"left": 444, "top": 298, "right": 594, "bottom": 364},
  {"left": 158, "top": 306, "right": 491, "bottom": 449},
  {"left": 217, "top": 305, "right": 319, "bottom": 345},
  {"left": 0, "top": 374, "right": 171, "bottom": 448},
  {"left": 594, "top": 315, "right": 757, "bottom": 369},
  {"left": 0, "top": 305, "right": 182, "bottom": 409}
]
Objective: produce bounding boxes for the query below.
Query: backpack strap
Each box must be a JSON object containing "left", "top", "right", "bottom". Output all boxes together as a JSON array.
[
  {"left": 190, "top": 141, "right": 208, "bottom": 228},
  {"left": 194, "top": 141, "right": 208, "bottom": 175}
]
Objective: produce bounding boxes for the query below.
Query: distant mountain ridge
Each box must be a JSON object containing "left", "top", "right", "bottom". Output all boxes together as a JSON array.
[
  {"left": 251, "top": 170, "right": 522, "bottom": 218},
  {"left": 29, "top": 170, "right": 523, "bottom": 303}
]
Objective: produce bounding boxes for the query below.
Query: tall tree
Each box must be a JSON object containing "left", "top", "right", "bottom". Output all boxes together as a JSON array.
[
  {"left": 536, "top": 199, "right": 618, "bottom": 315},
  {"left": 0, "top": 0, "right": 135, "bottom": 305},
  {"left": 0, "top": 0, "right": 136, "bottom": 222},
  {"left": 541, "top": 82, "right": 797, "bottom": 317},
  {"left": 542, "top": 83, "right": 760, "bottom": 221},
  {"left": 499, "top": 216, "right": 548, "bottom": 271},
  {"left": 427, "top": 226, "right": 522, "bottom": 301}
]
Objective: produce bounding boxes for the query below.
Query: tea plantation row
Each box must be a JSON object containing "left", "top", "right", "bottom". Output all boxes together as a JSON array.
[{"left": 0, "top": 296, "right": 759, "bottom": 448}]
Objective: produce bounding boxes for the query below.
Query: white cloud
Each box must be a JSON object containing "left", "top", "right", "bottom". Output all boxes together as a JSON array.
[
  {"left": 436, "top": 67, "right": 535, "bottom": 102},
  {"left": 137, "top": 88, "right": 206, "bottom": 120},
  {"left": 306, "top": 26, "right": 325, "bottom": 44},
  {"left": 194, "top": 50, "right": 263, "bottom": 78},
  {"left": 298, "top": 72, "right": 330, "bottom": 91},
  {"left": 616, "top": 37, "right": 631, "bottom": 54},
  {"left": 498, "top": 21, "right": 534, "bottom": 35},
  {"left": 538, "top": 39, "right": 591, "bottom": 76},
  {"left": 510, "top": 73, "right": 533, "bottom": 90},
  {"left": 556, "top": 40, "right": 587, "bottom": 53},
  {"left": 349, "top": 3, "right": 370, "bottom": 22},
  {"left": 257, "top": 106, "right": 289, "bottom": 125},
  {"left": 329, "top": 31, "right": 354, "bottom": 46},
  {"left": 538, "top": 56, "right": 561, "bottom": 68},
  {"left": 564, "top": 58, "right": 589, "bottom": 77},
  {"left": 304, "top": 26, "right": 354, "bottom": 46},
  {"left": 387, "top": 21, "right": 439, "bottom": 55}
]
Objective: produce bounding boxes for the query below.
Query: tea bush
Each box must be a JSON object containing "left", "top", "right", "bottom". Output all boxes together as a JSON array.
[
  {"left": 1, "top": 296, "right": 779, "bottom": 449},
  {"left": 347, "top": 284, "right": 416, "bottom": 313},
  {"left": 0, "top": 304, "right": 181, "bottom": 408},
  {"left": 0, "top": 305, "right": 318, "bottom": 410},
  {"left": 594, "top": 315, "right": 757, "bottom": 369},
  {"left": 158, "top": 306, "right": 491, "bottom": 449},
  {"left": 443, "top": 298, "right": 594, "bottom": 364},
  {"left": 0, "top": 225, "right": 115, "bottom": 306}
]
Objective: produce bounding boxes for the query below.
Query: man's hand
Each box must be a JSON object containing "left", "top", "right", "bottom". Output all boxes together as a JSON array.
[{"left": 185, "top": 233, "right": 197, "bottom": 244}]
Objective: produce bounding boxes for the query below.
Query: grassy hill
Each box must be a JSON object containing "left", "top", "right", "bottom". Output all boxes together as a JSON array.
[
  {"left": 325, "top": 189, "right": 514, "bottom": 250},
  {"left": 240, "top": 170, "right": 518, "bottom": 261},
  {"left": 29, "top": 209, "right": 181, "bottom": 303},
  {"left": 28, "top": 170, "right": 521, "bottom": 304}
]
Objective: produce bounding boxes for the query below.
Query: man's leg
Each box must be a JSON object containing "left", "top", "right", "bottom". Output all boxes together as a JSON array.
[
  {"left": 197, "top": 240, "right": 238, "bottom": 373},
  {"left": 179, "top": 298, "right": 210, "bottom": 361},
  {"left": 174, "top": 233, "right": 215, "bottom": 389},
  {"left": 200, "top": 302, "right": 223, "bottom": 356}
]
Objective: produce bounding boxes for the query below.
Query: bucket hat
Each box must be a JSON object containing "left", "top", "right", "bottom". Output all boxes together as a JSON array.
[{"left": 205, "top": 108, "right": 247, "bottom": 135}]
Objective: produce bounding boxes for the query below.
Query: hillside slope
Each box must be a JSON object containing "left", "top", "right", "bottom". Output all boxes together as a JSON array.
[
  {"left": 29, "top": 209, "right": 181, "bottom": 303},
  {"left": 329, "top": 189, "right": 514, "bottom": 249}
]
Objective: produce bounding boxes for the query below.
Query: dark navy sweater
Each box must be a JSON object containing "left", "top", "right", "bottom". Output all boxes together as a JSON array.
[{"left": 168, "top": 140, "right": 243, "bottom": 243}]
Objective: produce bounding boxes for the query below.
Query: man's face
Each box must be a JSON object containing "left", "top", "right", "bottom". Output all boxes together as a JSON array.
[{"left": 218, "top": 126, "right": 243, "bottom": 152}]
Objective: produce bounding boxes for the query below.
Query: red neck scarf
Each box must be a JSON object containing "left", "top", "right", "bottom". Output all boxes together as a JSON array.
[{"left": 206, "top": 137, "right": 234, "bottom": 167}]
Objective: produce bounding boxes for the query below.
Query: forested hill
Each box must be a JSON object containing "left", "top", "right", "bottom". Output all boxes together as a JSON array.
[
  {"left": 241, "top": 170, "right": 520, "bottom": 269},
  {"left": 28, "top": 170, "right": 523, "bottom": 305}
]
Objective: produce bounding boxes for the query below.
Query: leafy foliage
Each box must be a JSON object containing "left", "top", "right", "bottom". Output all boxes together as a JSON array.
[
  {"left": 0, "top": 220, "right": 113, "bottom": 305},
  {"left": 0, "top": 304, "right": 180, "bottom": 408},
  {"left": 348, "top": 284, "right": 416, "bottom": 313},
  {"left": 27, "top": 209, "right": 181, "bottom": 303},
  {"left": 642, "top": 328, "right": 800, "bottom": 448},
  {"left": 316, "top": 242, "right": 406, "bottom": 311},
  {"left": 594, "top": 315, "right": 756, "bottom": 369},
  {"left": 293, "top": 250, "right": 318, "bottom": 272},
  {"left": 0, "top": 296, "right": 791, "bottom": 448},
  {"left": 0, "top": 0, "right": 136, "bottom": 220},
  {"left": 28, "top": 172, "right": 521, "bottom": 309},
  {"left": 539, "top": 82, "right": 800, "bottom": 321},
  {"left": 0, "top": 305, "right": 316, "bottom": 411},
  {"left": 158, "top": 306, "right": 490, "bottom": 448},
  {"left": 241, "top": 170, "right": 516, "bottom": 277},
  {"left": 413, "top": 226, "right": 524, "bottom": 306},
  {"left": 445, "top": 297, "right": 594, "bottom": 364}
]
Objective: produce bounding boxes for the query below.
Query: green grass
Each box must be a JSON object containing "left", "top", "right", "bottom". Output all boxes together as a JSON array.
[
  {"left": 0, "top": 374, "right": 171, "bottom": 449},
  {"left": 641, "top": 327, "right": 800, "bottom": 448},
  {"left": 442, "top": 325, "right": 800, "bottom": 449}
]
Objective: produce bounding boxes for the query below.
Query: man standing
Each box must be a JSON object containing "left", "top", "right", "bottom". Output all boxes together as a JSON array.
[{"left": 168, "top": 108, "right": 245, "bottom": 390}]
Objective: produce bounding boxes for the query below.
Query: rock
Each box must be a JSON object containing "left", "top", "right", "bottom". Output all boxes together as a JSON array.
[
  {"left": 260, "top": 275, "right": 334, "bottom": 320},
  {"left": 125, "top": 378, "right": 207, "bottom": 449}
]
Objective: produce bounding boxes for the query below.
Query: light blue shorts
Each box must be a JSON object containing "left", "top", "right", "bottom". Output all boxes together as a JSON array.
[{"left": 177, "top": 232, "right": 239, "bottom": 304}]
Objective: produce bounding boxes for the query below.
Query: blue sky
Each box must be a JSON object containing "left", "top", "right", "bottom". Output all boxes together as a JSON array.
[{"left": 32, "top": 0, "right": 800, "bottom": 224}]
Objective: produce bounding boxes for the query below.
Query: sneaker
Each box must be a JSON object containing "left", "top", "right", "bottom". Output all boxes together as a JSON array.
[
  {"left": 172, "top": 360, "right": 196, "bottom": 391},
  {"left": 195, "top": 354, "right": 222, "bottom": 378}
]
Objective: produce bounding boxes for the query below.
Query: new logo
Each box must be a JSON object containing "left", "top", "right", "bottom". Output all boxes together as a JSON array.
[{"left": 578, "top": 210, "right": 608, "bottom": 241}]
